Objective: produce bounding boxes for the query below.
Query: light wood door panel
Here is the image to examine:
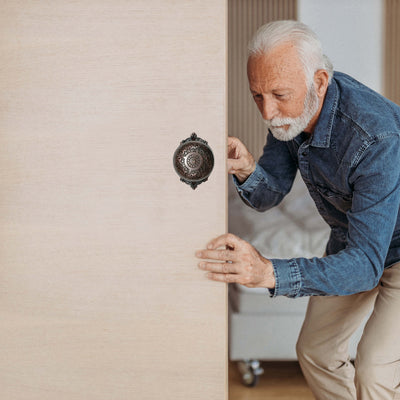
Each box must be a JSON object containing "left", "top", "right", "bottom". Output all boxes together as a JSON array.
[{"left": 0, "top": 1, "right": 227, "bottom": 399}]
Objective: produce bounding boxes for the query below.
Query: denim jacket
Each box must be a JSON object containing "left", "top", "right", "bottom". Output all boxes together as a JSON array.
[{"left": 234, "top": 72, "right": 400, "bottom": 298}]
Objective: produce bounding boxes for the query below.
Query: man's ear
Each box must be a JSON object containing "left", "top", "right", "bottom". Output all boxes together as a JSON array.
[{"left": 313, "top": 69, "right": 330, "bottom": 97}]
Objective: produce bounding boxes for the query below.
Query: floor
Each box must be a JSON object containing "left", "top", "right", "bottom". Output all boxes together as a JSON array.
[{"left": 229, "top": 361, "right": 314, "bottom": 400}]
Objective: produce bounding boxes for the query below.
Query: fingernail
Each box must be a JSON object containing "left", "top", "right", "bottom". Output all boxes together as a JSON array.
[
  {"left": 207, "top": 243, "right": 213, "bottom": 249},
  {"left": 198, "top": 262, "right": 205, "bottom": 269},
  {"left": 195, "top": 251, "right": 202, "bottom": 257}
]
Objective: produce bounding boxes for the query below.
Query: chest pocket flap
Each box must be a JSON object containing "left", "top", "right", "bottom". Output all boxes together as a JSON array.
[{"left": 316, "top": 184, "right": 353, "bottom": 212}]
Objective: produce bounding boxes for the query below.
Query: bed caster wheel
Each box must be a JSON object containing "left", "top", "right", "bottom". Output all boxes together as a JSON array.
[{"left": 237, "top": 359, "right": 264, "bottom": 387}]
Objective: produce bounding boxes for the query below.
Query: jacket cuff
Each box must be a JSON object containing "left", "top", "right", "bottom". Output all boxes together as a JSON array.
[
  {"left": 268, "top": 258, "right": 302, "bottom": 298},
  {"left": 233, "top": 163, "right": 265, "bottom": 194}
]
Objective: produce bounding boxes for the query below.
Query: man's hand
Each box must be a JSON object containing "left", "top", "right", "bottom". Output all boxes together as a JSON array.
[
  {"left": 195, "top": 233, "right": 275, "bottom": 289},
  {"left": 227, "top": 137, "right": 256, "bottom": 183}
]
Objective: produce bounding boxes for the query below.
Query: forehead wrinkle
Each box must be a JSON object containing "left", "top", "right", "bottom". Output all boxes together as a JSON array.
[
  {"left": 247, "top": 42, "right": 307, "bottom": 93},
  {"left": 249, "top": 71, "right": 298, "bottom": 94}
]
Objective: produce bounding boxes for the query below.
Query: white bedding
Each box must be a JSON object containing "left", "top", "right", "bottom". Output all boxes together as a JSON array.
[{"left": 228, "top": 174, "right": 330, "bottom": 293}]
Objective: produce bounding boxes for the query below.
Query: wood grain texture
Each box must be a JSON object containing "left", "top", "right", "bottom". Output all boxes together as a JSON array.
[{"left": 0, "top": 1, "right": 227, "bottom": 398}]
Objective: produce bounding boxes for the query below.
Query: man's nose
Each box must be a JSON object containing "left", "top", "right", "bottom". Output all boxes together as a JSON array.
[{"left": 261, "top": 99, "right": 279, "bottom": 120}]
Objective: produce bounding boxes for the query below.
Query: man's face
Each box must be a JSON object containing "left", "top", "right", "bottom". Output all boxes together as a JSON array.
[{"left": 247, "top": 42, "right": 319, "bottom": 141}]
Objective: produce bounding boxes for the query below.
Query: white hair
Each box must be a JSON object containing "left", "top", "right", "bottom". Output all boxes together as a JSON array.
[{"left": 248, "top": 20, "right": 333, "bottom": 85}]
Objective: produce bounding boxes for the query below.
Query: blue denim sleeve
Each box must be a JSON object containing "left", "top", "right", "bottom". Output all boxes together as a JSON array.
[
  {"left": 269, "top": 134, "right": 400, "bottom": 298},
  {"left": 233, "top": 133, "right": 297, "bottom": 211}
]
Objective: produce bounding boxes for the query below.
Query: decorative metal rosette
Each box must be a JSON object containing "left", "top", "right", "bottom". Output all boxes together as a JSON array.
[{"left": 173, "top": 133, "right": 214, "bottom": 189}]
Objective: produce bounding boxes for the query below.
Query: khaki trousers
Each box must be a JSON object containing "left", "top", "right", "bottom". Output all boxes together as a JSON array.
[{"left": 296, "top": 262, "right": 400, "bottom": 400}]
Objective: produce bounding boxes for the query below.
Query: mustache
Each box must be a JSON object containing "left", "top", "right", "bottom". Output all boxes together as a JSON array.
[{"left": 263, "top": 117, "right": 297, "bottom": 127}]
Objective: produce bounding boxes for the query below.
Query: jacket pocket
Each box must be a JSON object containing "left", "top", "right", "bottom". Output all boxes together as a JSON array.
[{"left": 315, "top": 184, "right": 353, "bottom": 212}]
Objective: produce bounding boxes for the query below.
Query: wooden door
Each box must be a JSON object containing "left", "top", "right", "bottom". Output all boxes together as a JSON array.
[{"left": 0, "top": 1, "right": 227, "bottom": 399}]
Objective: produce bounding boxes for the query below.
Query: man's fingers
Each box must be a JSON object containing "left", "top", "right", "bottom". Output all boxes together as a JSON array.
[
  {"left": 228, "top": 136, "right": 241, "bottom": 146},
  {"left": 227, "top": 136, "right": 242, "bottom": 156},
  {"left": 198, "top": 261, "right": 239, "bottom": 274},
  {"left": 196, "top": 247, "right": 238, "bottom": 262},
  {"left": 206, "top": 233, "right": 241, "bottom": 251},
  {"left": 206, "top": 272, "right": 238, "bottom": 283},
  {"left": 227, "top": 158, "right": 244, "bottom": 174},
  {"left": 205, "top": 271, "right": 253, "bottom": 285}
]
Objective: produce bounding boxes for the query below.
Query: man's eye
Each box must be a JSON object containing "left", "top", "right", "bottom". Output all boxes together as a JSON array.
[
  {"left": 274, "top": 93, "right": 285, "bottom": 98},
  {"left": 253, "top": 94, "right": 262, "bottom": 100}
]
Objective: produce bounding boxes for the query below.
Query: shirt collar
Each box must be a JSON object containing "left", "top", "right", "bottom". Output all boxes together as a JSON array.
[{"left": 309, "top": 76, "right": 339, "bottom": 148}]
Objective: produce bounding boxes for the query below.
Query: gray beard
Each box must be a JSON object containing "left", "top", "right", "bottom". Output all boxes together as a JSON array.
[{"left": 263, "top": 83, "right": 320, "bottom": 142}]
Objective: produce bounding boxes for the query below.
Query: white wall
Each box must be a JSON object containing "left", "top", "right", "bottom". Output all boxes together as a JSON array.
[{"left": 298, "top": 0, "right": 383, "bottom": 93}]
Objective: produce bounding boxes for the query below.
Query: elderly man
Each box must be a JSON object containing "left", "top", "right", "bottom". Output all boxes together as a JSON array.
[{"left": 196, "top": 20, "right": 400, "bottom": 399}]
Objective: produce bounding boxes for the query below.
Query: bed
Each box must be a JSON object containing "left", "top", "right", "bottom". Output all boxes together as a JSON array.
[{"left": 228, "top": 174, "right": 367, "bottom": 386}]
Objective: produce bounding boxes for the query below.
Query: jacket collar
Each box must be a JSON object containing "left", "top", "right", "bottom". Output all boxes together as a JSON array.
[{"left": 309, "top": 76, "right": 339, "bottom": 148}]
